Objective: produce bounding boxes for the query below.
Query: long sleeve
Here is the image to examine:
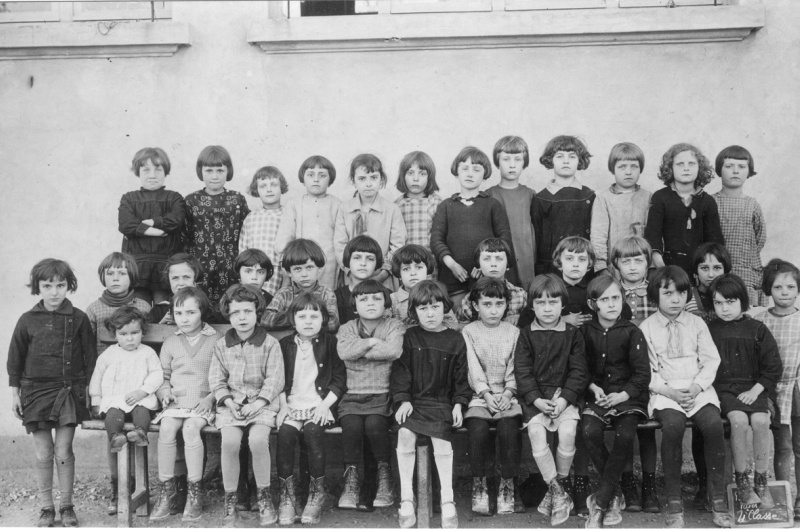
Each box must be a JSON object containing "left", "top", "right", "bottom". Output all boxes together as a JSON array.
[
  {"left": 273, "top": 201, "right": 298, "bottom": 265},
  {"left": 118, "top": 193, "right": 147, "bottom": 238},
  {"left": 154, "top": 192, "right": 185, "bottom": 233},
  {"left": 644, "top": 331, "right": 669, "bottom": 396},
  {"left": 156, "top": 343, "right": 174, "bottom": 401},
  {"left": 78, "top": 315, "right": 97, "bottom": 384},
  {"left": 644, "top": 194, "right": 666, "bottom": 255},
  {"left": 140, "top": 350, "right": 164, "bottom": 395},
  {"left": 490, "top": 201, "right": 515, "bottom": 267},
  {"left": 327, "top": 339, "right": 348, "bottom": 399},
  {"left": 514, "top": 333, "right": 542, "bottom": 405},
  {"left": 754, "top": 201, "right": 767, "bottom": 254},
  {"left": 757, "top": 323, "right": 783, "bottom": 393},
  {"left": 333, "top": 205, "right": 350, "bottom": 271},
  {"left": 590, "top": 195, "right": 611, "bottom": 271},
  {"left": 363, "top": 320, "right": 405, "bottom": 361},
  {"left": 6, "top": 315, "right": 29, "bottom": 387},
  {"left": 561, "top": 330, "right": 589, "bottom": 406},
  {"left": 209, "top": 343, "right": 232, "bottom": 404},
  {"left": 258, "top": 340, "right": 284, "bottom": 405},
  {"left": 429, "top": 201, "right": 451, "bottom": 261},
  {"left": 452, "top": 348, "right": 471, "bottom": 407},
  {"left": 238, "top": 215, "right": 251, "bottom": 252},
  {"left": 702, "top": 195, "right": 725, "bottom": 247},
  {"left": 181, "top": 198, "right": 195, "bottom": 252},
  {"left": 504, "top": 341, "right": 517, "bottom": 392},
  {"left": 693, "top": 321, "right": 721, "bottom": 391},
  {"left": 464, "top": 331, "right": 490, "bottom": 397},
  {"left": 530, "top": 195, "right": 544, "bottom": 259},
  {"left": 385, "top": 204, "right": 408, "bottom": 271},
  {"left": 336, "top": 322, "right": 370, "bottom": 361},
  {"left": 390, "top": 334, "right": 414, "bottom": 405},
  {"left": 622, "top": 328, "right": 651, "bottom": 401},
  {"left": 89, "top": 354, "right": 109, "bottom": 403},
  {"left": 261, "top": 289, "right": 292, "bottom": 330}
]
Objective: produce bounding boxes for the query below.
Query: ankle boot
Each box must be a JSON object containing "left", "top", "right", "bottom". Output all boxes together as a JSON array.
[
  {"left": 373, "top": 462, "right": 394, "bottom": 508},
  {"left": 171, "top": 475, "right": 187, "bottom": 515},
  {"left": 258, "top": 487, "right": 277, "bottom": 525},
  {"left": 641, "top": 472, "right": 661, "bottom": 513},
  {"left": 302, "top": 477, "right": 328, "bottom": 525},
  {"left": 711, "top": 498, "right": 733, "bottom": 527},
  {"left": 471, "top": 477, "right": 490, "bottom": 515},
  {"left": 620, "top": 471, "right": 641, "bottom": 512},
  {"left": 278, "top": 476, "right": 297, "bottom": 526},
  {"left": 693, "top": 474, "right": 709, "bottom": 511},
  {"left": 338, "top": 465, "right": 359, "bottom": 509},
  {"left": 735, "top": 471, "right": 761, "bottom": 507},
  {"left": 59, "top": 505, "right": 78, "bottom": 527},
  {"left": 150, "top": 478, "right": 176, "bottom": 521},
  {"left": 573, "top": 475, "right": 590, "bottom": 517},
  {"left": 513, "top": 476, "right": 525, "bottom": 513},
  {"left": 106, "top": 477, "right": 118, "bottom": 516},
  {"left": 550, "top": 477, "right": 573, "bottom": 527},
  {"left": 754, "top": 471, "right": 774, "bottom": 509},
  {"left": 222, "top": 492, "right": 240, "bottom": 527},
  {"left": 37, "top": 507, "right": 56, "bottom": 527},
  {"left": 182, "top": 481, "right": 202, "bottom": 522},
  {"left": 565, "top": 474, "right": 577, "bottom": 516},
  {"left": 497, "top": 478, "right": 514, "bottom": 515}
]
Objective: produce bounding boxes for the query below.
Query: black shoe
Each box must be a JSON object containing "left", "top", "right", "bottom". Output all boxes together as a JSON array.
[
  {"left": 37, "top": 507, "right": 56, "bottom": 527},
  {"left": 59, "top": 505, "right": 78, "bottom": 527},
  {"left": 641, "top": 473, "right": 661, "bottom": 513},
  {"left": 620, "top": 472, "right": 642, "bottom": 513}
]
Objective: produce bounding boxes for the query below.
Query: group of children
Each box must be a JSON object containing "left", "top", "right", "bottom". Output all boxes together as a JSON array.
[{"left": 9, "top": 135, "right": 799, "bottom": 530}]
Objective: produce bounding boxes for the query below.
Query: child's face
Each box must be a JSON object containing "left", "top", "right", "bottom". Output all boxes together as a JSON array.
[
  {"left": 303, "top": 165, "right": 331, "bottom": 197},
  {"left": 239, "top": 265, "right": 268, "bottom": 290},
  {"left": 104, "top": 265, "right": 131, "bottom": 295},
  {"left": 720, "top": 158, "right": 749, "bottom": 190},
  {"left": 202, "top": 165, "right": 228, "bottom": 194},
  {"left": 532, "top": 293, "right": 563, "bottom": 328},
  {"left": 353, "top": 166, "right": 382, "bottom": 200},
  {"left": 552, "top": 151, "right": 579, "bottom": 179},
  {"left": 560, "top": 250, "right": 590, "bottom": 283},
  {"left": 672, "top": 150, "right": 699, "bottom": 186},
  {"left": 771, "top": 272, "right": 799, "bottom": 310},
  {"left": 617, "top": 254, "right": 648, "bottom": 285},
  {"left": 139, "top": 159, "right": 167, "bottom": 191},
  {"left": 289, "top": 259, "right": 321, "bottom": 289},
  {"left": 116, "top": 321, "right": 143, "bottom": 352},
  {"left": 696, "top": 254, "right": 725, "bottom": 291},
  {"left": 473, "top": 295, "right": 507, "bottom": 328},
  {"left": 294, "top": 307, "right": 323, "bottom": 339},
  {"left": 592, "top": 284, "right": 623, "bottom": 324},
  {"left": 657, "top": 281, "right": 688, "bottom": 320},
  {"left": 478, "top": 251, "right": 508, "bottom": 279},
  {"left": 613, "top": 160, "right": 641, "bottom": 191},
  {"left": 256, "top": 177, "right": 282, "bottom": 207},
  {"left": 456, "top": 157, "right": 485, "bottom": 192},
  {"left": 400, "top": 261, "right": 428, "bottom": 290},
  {"left": 713, "top": 292, "right": 743, "bottom": 322},
  {"left": 404, "top": 163, "right": 429, "bottom": 198},
  {"left": 498, "top": 152, "right": 524, "bottom": 181},
  {"left": 173, "top": 297, "right": 203, "bottom": 336},
  {"left": 349, "top": 252, "right": 378, "bottom": 282},
  {"left": 355, "top": 292, "right": 385, "bottom": 321},
  {"left": 168, "top": 263, "right": 197, "bottom": 293},
  {"left": 415, "top": 300, "right": 445, "bottom": 331},
  {"left": 228, "top": 300, "right": 257, "bottom": 339},
  {"left": 39, "top": 277, "right": 68, "bottom": 312}
]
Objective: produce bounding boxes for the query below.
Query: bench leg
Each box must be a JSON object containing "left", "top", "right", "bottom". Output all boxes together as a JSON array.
[
  {"left": 133, "top": 445, "right": 150, "bottom": 517},
  {"left": 117, "top": 443, "right": 132, "bottom": 528},
  {"left": 416, "top": 444, "right": 432, "bottom": 528}
]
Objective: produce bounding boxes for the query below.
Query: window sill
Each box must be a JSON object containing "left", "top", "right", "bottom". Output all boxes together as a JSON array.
[
  {"left": 0, "top": 21, "right": 191, "bottom": 60},
  {"left": 247, "top": 2, "right": 764, "bottom": 54}
]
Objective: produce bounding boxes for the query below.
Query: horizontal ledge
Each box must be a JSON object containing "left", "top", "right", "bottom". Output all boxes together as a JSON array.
[{"left": 247, "top": 3, "right": 764, "bottom": 54}]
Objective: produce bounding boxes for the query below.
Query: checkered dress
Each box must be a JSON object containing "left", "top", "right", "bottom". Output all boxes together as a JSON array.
[
  {"left": 395, "top": 193, "right": 442, "bottom": 250},
  {"left": 462, "top": 321, "right": 519, "bottom": 408},
  {"left": 621, "top": 281, "right": 656, "bottom": 327},
  {"left": 239, "top": 205, "right": 284, "bottom": 296},
  {"left": 457, "top": 279, "right": 526, "bottom": 324},
  {"left": 754, "top": 308, "right": 800, "bottom": 424}
]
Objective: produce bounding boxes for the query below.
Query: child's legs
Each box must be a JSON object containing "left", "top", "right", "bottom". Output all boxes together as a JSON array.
[
  {"left": 220, "top": 427, "right": 244, "bottom": 493},
  {"left": 32, "top": 430, "right": 56, "bottom": 508},
  {"left": 496, "top": 417, "right": 521, "bottom": 479},
  {"left": 791, "top": 416, "right": 800, "bottom": 494},
  {"left": 582, "top": 415, "right": 610, "bottom": 476},
  {"left": 431, "top": 438, "right": 454, "bottom": 503},
  {"left": 183, "top": 418, "right": 207, "bottom": 483},
  {"left": 158, "top": 417, "right": 183, "bottom": 482},
  {"left": 750, "top": 413, "right": 771, "bottom": 473},
  {"left": 692, "top": 426, "right": 707, "bottom": 486},
  {"left": 340, "top": 415, "right": 365, "bottom": 469},
  {"left": 396, "top": 428, "right": 417, "bottom": 500},
  {"left": 774, "top": 423, "right": 793, "bottom": 483},
  {"left": 555, "top": 420, "right": 578, "bottom": 478},
  {"left": 692, "top": 405, "right": 726, "bottom": 502},
  {"left": 277, "top": 421, "right": 302, "bottom": 479},
  {"left": 466, "top": 418, "right": 490, "bottom": 477},
  {"left": 727, "top": 410, "right": 750, "bottom": 473},
  {"left": 527, "top": 424, "right": 557, "bottom": 483},
  {"left": 573, "top": 419, "right": 590, "bottom": 476},
  {"left": 653, "top": 409, "right": 686, "bottom": 503},
  {"left": 54, "top": 426, "right": 76, "bottom": 506},
  {"left": 598, "top": 415, "right": 639, "bottom": 508},
  {"left": 130, "top": 406, "right": 152, "bottom": 430},
  {"left": 303, "top": 421, "right": 328, "bottom": 479},
  {"left": 638, "top": 429, "right": 658, "bottom": 474},
  {"left": 363, "top": 415, "right": 392, "bottom": 464},
  {"left": 104, "top": 408, "right": 126, "bottom": 436},
  {"left": 248, "top": 425, "right": 272, "bottom": 489}
]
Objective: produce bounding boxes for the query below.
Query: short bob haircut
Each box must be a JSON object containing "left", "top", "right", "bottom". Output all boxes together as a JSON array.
[
  {"left": 539, "top": 135, "right": 592, "bottom": 171},
  {"left": 98, "top": 251, "right": 139, "bottom": 288},
  {"left": 610, "top": 236, "right": 653, "bottom": 269},
  {"left": 349, "top": 153, "right": 388, "bottom": 188},
  {"left": 219, "top": 283, "right": 267, "bottom": 320},
  {"left": 552, "top": 236, "right": 596, "bottom": 269},
  {"left": 710, "top": 274, "right": 750, "bottom": 312},
  {"left": 762, "top": 258, "right": 800, "bottom": 295},
  {"left": 692, "top": 242, "right": 732, "bottom": 275},
  {"left": 607, "top": 142, "right": 645, "bottom": 174},
  {"left": 468, "top": 277, "right": 511, "bottom": 321},
  {"left": 396, "top": 151, "right": 439, "bottom": 196},
  {"left": 391, "top": 244, "right": 436, "bottom": 280},
  {"left": 450, "top": 146, "right": 492, "bottom": 180},
  {"left": 104, "top": 306, "right": 149, "bottom": 335},
  {"left": 473, "top": 238, "right": 514, "bottom": 271},
  {"left": 528, "top": 274, "right": 569, "bottom": 306},
  {"left": 29, "top": 258, "right": 78, "bottom": 295},
  {"left": 162, "top": 253, "right": 204, "bottom": 285},
  {"left": 715, "top": 145, "right": 757, "bottom": 178},
  {"left": 343, "top": 235, "right": 384, "bottom": 270},
  {"left": 298, "top": 155, "right": 337, "bottom": 186},
  {"left": 657, "top": 143, "right": 714, "bottom": 188},
  {"left": 286, "top": 292, "right": 330, "bottom": 329},
  {"left": 234, "top": 249, "right": 274, "bottom": 284},
  {"left": 281, "top": 238, "right": 326, "bottom": 271},
  {"left": 493, "top": 136, "right": 530, "bottom": 169},
  {"left": 407, "top": 280, "right": 453, "bottom": 322},
  {"left": 131, "top": 147, "right": 171, "bottom": 177},
  {"left": 248, "top": 166, "right": 289, "bottom": 197},
  {"left": 351, "top": 279, "right": 393, "bottom": 310},
  {"left": 587, "top": 275, "right": 624, "bottom": 301},
  {"left": 647, "top": 266, "right": 694, "bottom": 305},
  {"left": 170, "top": 286, "right": 213, "bottom": 322},
  {"left": 196, "top": 145, "right": 234, "bottom": 181}
]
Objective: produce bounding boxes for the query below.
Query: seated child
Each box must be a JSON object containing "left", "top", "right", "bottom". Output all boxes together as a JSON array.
[
  {"left": 390, "top": 244, "right": 459, "bottom": 329},
  {"left": 688, "top": 242, "right": 732, "bottom": 321},
  {"left": 235, "top": 248, "right": 276, "bottom": 307},
  {"left": 335, "top": 235, "right": 384, "bottom": 325},
  {"left": 149, "top": 253, "right": 204, "bottom": 324}
]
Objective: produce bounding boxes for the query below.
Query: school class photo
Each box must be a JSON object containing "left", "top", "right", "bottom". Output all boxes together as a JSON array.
[{"left": 1, "top": 0, "right": 797, "bottom": 529}]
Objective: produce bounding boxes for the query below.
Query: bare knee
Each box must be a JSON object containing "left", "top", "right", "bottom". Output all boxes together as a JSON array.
[{"left": 397, "top": 428, "right": 417, "bottom": 450}]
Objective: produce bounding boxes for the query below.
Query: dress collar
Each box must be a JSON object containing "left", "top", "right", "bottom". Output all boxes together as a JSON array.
[
  {"left": 32, "top": 298, "right": 73, "bottom": 315},
  {"left": 224, "top": 325, "right": 268, "bottom": 347},
  {"left": 531, "top": 317, "right": 566, "bottom": 332}
]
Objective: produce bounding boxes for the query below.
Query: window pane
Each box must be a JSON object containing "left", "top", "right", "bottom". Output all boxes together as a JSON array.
[
  {"left": 72, "top": 1, "right": 171, "bottom": 20},
  {"left": 506, "top": 0, "right": 605, "bottom": 10},
  {"left": 0, "top": 1, "right": 59, "bottom": 22},
  {"left": 0, "top": 2, "right": 52, "bottom": 13},
  {"left": 390, "top": 0, "right": 492, "bottom": 14}
]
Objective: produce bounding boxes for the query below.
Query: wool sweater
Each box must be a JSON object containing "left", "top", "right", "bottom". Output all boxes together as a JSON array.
[
  {"left": 590, "top": 184, "right": 652, "bottom": 272},
  {"left": 336, "top": 317, "right": 406, "bottom": 395},
  {"left": 89, "top": 343, "right": 163, "bottom": 413},
  {"left": 156, "top": 324, "right": 221, "bottom": 409},
  {"left": 118, "top": 187, "right": 185, "bottom": 261}
]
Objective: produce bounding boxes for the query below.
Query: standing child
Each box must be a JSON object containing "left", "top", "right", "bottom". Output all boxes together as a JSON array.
[
  {"left": 590, "top": 142, "right": 652, "bottom": 276},
  {"left": 209, "top": 284, "right": 285, "bottom": 527},
  {"left": 487, "top": 136, "right": 536, "bottom": 289},
  {"left": 530, "top": 135, "right": 595, "bottom": 276},
  {"left": 335, "top": 235, "right": 384, "bottom": 325},
  {"left": 183, "top": 145, "right": 250, "bottom": 307},
  {"left": 644, "top": 143, "right": 724, "bottom": 276},
  {"left": 712, "top": 146, "right": 768, "bottom": 306},
  {"left": 118, "top": 147, "right": 185, "bottom": 305},
  {"left": 239, "top": 166, "right": 289, "bottom": 297},
  {"left": 392, "top": 280, "right": 470, "bottom": 528},
  {"left": 8, "top": 259, "right": 96, "bottom": 527},
  {"left": 149, "top": 253, "right": 204, "bottom": 324}
]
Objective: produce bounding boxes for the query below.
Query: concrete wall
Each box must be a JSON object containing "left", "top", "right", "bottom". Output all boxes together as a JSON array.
[{"left": 1, "top": 0, "right": 798, "bottom": 436}]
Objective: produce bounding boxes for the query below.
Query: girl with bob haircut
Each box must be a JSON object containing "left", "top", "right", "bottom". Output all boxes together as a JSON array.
[
  {"left": 151, "top": 253, "right": 205, "bottom": 324},
  {"left": 336, "top": 235, "right": 384, "bottom": 325},
  {"left": 450, "top": 146, "right": 493, "bottom": 179},
  {"left": 492, "top": 135, "right": 530, "bottom": 169},
  {"left": 689, "top": 242, "right": 732, "bottom": 321},
  {"left": 234, "top": 248, "right": 275, "bottom": 305},
  {"left": 606, "top": 142, "right": 645, "bottom": 174},
  {"left": 539, "top": 135, "right": 593, "bottom": 171},
  {"left": 395, "top": 151, "right": 442, "bottom": 274}
]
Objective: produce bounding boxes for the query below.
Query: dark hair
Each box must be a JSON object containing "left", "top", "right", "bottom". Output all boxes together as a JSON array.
[
  {"left": 762, "top": 258, "right": 800, "bottom": 295},
  {"left": 710, "top": 274, "right": 749, "bottom": 312},
  {"left": 351, "top": 279, "right": 393, "bottom": 310},
  {"left": 493, "top": 136, "right": 530, "bottom": 169},
  {"left": 104, "top": 306, "right": 148, "bottom": 335},
  {"left": 162, "top": 253, "right": 204, "bottom": 284},
  {"left": 298, "top": 155, "right": 337, "bottom": 186},
  {"left": 587, "top": 275, "right": 623, "bottom": 301},
  {"left": 171, "top": 286, "right": 213, "bottom": 321},
  {"left": 607, "top": 142, "right": 644, "bottom": 174},
  {"left": 407, "top": 280, "right": 453, "bottom": 322},
  {"left": 647, "top": 266, "right": 694, "bottom": 305},
  {"left": 98, "top": 251, "right": 139, "bottom": 288},
  {"left": 715, "top": 145, "right": 756, "bottom": 178},
  {"left": 248, "top": 166, "right": 289, "bottom": 197},
  {"left": 473, "top": 238, "right": 513, "bottom": 271},
  {"left": 196, "top": 145, "right": 233, "bottom": 181},
  {"left": 692, "top": 243, "right": 732, "bottom": 275},
  {"left": 28, "top": 258, "right": 78, "bottom": 295},
  {"left": 396, "top": 151, "right": 439, "bottom": 195},
  {"left": 391, "top": 244, "right": 436, "bottom": 280},
  {"left": 468, "top": 277, "right": 511, "bottom": 321},
  {"left": 281, "top": 239, "right": 326, "bottom": 272},
  {"left": 552, "top": 236, "right": 596, "bottom": 269},
  {"left": 218, "top": 284, "right": 267, "bottom": 320},
  {"left": 610, "top": 236, "right": 652, "bottom": 269},
  {"left": 657, "top": 143, "right": 714, "bottom": 188},
  {"left": 349, "top": 153, "right": 388, "bottom": 188},
  {"left": 450, "top": 146, "right": 492, "bottom": 180},
  {"left": 343, "top": 235, "right": 384, "bottom": 270},
  {"left": 539, "top": 135, "right": 592, "bottom": 171},
  {"left": 131, "top": 147, "right": 171, "bottom": 177},
  {"left": 287, "top": 292, "right": 330, "bottom": 329},
  {"left": 234, "top": 249, "right": 274, "bottom": 284},
  {"left": 528, "top": 274, "right": 569, "bottom": 306}
]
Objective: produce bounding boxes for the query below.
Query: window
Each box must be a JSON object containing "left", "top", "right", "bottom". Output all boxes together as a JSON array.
[{"left": 0, "top": 1, "right": 171, "bottom": 23}]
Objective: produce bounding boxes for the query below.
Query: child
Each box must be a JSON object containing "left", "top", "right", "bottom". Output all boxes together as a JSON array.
[
  {"left": 118, "top": 147, "right": 185, "bottom": 305},
  {"left": 712, "top": 145, "right": 768, "bottom": 306},
  {"left": 514, "top": 274, "right": 588, "bottom": 526},
  {"left": 590, "top": 142, "right": 652, "bottom": 276},
  {"left": 555, "top": 236, "right": 596, "bottom": 328},
  {"left": 639, "top": 266, "right": 730, "bottom": 528},
  {"left": 8, "top": 259, "right": 95, "bottom": 527},
  {"left": 337, "top": 280, "right": 406, "bottom": 511},
  {"left": 334, "top": 153, "right": 407, "bottom": 287},
  {"left": 235, "top": 248, "right": 276, "bottom": 307},
  {"left": 151, "top": 287, "right": 221, "bottom": 522},
  {"left": 150, "top": 253, "right": 204, "bottom": 324},
  {"left": 644, "top": 143, "right": 724, "bottom": 276},
  {"left": 390, "top": 244, "right": 459, "bottom": 329},
  {"left": 391, "top": 280, "right": 470, "bottom": 529},
  {"left": 276, "top": 294, "right": 347, "bottom": 525},
  {"left": 581, "top": 276, "right": 650, "bottom": 528},
  {"left": 262, "top": 239, "right": 340, "bottom": 332},
  {"left": 689, "top": 242, "right": 732, "bottom": 321},
  {"left": 487, "top": 136, "right": 536, "bottom": 289},
  {"left": 530, "top": 135, "right": 595, "bottom": 276},
  {"left": 462, "top": 277, "right": 522, "bottom": 516},
  {"left": 708, "top": 274, "right": 781, "bottom": 509},
  {"left": 274, "top": 155, "right": 342, "bottom": 289},
  {"left": 335, "top": 235, "right": 384, "bottom": 325},
  {"left": 753, "top": 259, "right": 800, "bottom": 516},
  {"left": 183, "top": 145, "right": 251, "bottom": 306},
  {"left": 430, "top": 146, "right": 514, "bottom": 308},
  {"left": 209, "top": 284, "right": 285, "bottom": 526},
  {"left": 239, "top": 166, "right": 289, "bottom": 297}
]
